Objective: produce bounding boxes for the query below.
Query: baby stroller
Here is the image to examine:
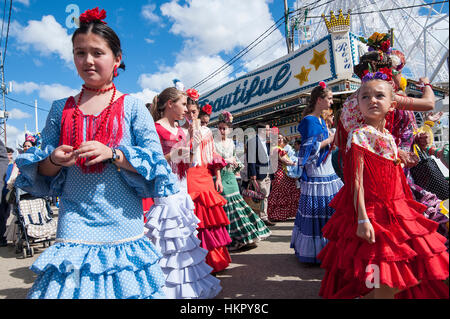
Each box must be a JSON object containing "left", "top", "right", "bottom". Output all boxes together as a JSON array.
[{"left": 11, "top": 187, "right": 57, "bottom": 258}]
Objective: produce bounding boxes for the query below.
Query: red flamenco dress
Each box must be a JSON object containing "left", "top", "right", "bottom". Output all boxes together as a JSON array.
[
  {"left": 267, "top": 146, "right": 300, "bottom": 221},
  {"left": 318, "top": 126, "right": 449, "bottom": 299},
  {"left": 187, "top": 125, "right": 232, "bottom": 273}
]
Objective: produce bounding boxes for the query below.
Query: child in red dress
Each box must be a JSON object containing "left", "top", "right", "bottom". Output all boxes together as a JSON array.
[{"left": 318, "top": 76, "right": 449, "bottom": 299}]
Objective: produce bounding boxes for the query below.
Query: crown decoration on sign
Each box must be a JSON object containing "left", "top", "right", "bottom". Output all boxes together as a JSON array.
[{"left": 322, "top": 9, "right": 351, "bottom": 34}]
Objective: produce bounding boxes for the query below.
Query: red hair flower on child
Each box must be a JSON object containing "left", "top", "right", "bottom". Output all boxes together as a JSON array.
[
  {"left": 79, "top": 7, "right": 107, "bottom": 25},
  {"left": 319, "top": 81, "right": 327, "bottom": 89},
  {"left": 202, "top": 104, "right": 212, "bottom": 115},
  {"left": 186, "top": 88, "right": 199, "bottom": 101}
]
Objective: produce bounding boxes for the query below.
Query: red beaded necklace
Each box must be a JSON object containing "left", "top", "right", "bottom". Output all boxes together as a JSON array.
[{"left": 72, "top": 83, "right": 117, "bottom": 149}]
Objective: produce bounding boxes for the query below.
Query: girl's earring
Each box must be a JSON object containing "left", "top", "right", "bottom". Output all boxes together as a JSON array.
[{"left": 113, "top": 66, "right": 118, "bottom": 78}]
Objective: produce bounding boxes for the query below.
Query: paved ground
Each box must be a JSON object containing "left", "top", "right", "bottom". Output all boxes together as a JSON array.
[{"left": 0, "top": 212, "right": 324, "bottom": 299}]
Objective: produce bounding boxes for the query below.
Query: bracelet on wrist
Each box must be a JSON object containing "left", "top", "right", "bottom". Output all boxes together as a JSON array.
[
  {"left": 49, "top": 154, "right": 62, "bottom": 167},
  {"left": 358, "top": 218, "right": 370, "bottom": 224},
  {"left": 421, "top": 83, "right": 432, "bottom": 92}
]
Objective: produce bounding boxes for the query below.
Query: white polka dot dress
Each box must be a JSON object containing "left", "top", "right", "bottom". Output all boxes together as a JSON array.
[{"left": 15, "top": 95, "right": 178, "bottom": 299}]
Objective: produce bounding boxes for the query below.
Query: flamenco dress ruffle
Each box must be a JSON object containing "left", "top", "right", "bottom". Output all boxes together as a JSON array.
[
  {"left": 14, "top": 96, "right": 177, "bottom": 299},
  {"left": 220, "top": 170, "right": 271, "bottom": 247},
  {"left": 145, "top": 188, "right": 222, "bottom": 299},
  {"left": 187, "top": 166, "right": 232, "bottom": 273},
  {"left": 318, "top": 145, "right": 449, "bottom": 299}
]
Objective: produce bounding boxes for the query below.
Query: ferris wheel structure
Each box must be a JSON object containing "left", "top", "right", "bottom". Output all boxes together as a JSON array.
[{"left": 291, "top": 0, "right": 449, "bottom": 85}]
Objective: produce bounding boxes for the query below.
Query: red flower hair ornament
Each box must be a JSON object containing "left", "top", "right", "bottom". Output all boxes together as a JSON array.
[
  {"left": 319, "top": 81, "right": 327, "bottom": 89},
  {"left": 186, "top": 88, "right": 199, "bottom": 101},
  {"left": 79, "top": 7, "right": 107, "bottom": 25},
  {"left": 201, "top": 104, "right": 212, "bottom": 115}
]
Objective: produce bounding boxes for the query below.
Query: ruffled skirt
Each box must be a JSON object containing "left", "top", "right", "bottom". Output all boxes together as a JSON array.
[
  {"left": 267, "top": 165, "right": 300, "bottom": 221},
  {"left": 27, "top": 236, "right": 166, "bottom": 299},
  {"left": 145, "top": 192, "right": 222, "bottom": 299},
  {"left": 221, "top": 170, "right": 271, "bottom": 246},
  {"left": 318, "top": 189, "right": 449, "bottom": 299},
  {"left": 187, "top": 166, "right": 231, "bottom": 273},
  {"left": 290, "top": 174, "right": 343, "bottom": 263}
]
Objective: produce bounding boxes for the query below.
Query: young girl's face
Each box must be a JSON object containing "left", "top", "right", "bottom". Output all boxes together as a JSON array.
[
  {"left": 168, "top": 95, "right": 187, "bottom": 121},
  {"left": 218, "top": 122, "right": 229, "bottom": 137},
  {"left": 316, "top": 91, "right": 333, "bottom": 113},
  {"left": 73, "top": 32, "right": 121, "bottom": 88},
  {"left": 358, "top": 80, "right": 396, "bottom": 123},
  {"left": 200, "top": 115, "right": 210, "bottom": 127},
  {"left": 186, "top": 104, "right": 199, "bottom": 121}
]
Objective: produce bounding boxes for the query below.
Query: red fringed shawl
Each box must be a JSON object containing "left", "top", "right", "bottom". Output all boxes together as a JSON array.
[{"left": 59, "top": 95, "right": 126, "bottom": 173}]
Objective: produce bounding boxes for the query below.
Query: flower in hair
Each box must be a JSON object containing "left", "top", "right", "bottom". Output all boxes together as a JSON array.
[
  {"left": 361, "top": 67, "right": 393, "bottom": 83},
  {"left": 202, "top": 104, "right": 212, "bottom": 115},
  {"left": 186, "top": 88, "right": 199, "bottom": 101},
  {"left": 25, "top": 134, "right": 36, "bottom": 143},
  {"left": 218, "top": 111, "right": 233, "bottom": 124},
  {"left": 319, "top": 81, "right": 327, "bottom": 89},
  {"left": 79, "top": 7, "right": 107, "bottom": 25}
]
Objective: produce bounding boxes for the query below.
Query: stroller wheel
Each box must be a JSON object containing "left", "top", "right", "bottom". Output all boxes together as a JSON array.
[{"left": 23, "top": 247, "right": 34, "bottom": 258}]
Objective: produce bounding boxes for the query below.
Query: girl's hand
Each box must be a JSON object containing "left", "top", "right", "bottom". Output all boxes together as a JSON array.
[
  {"left": 75, "top": 141, "right": 113, "bottom": 166},
  {"left": 356, "top": 221, "right": 376, "bottom": 244},
  {"left": 51, "top": 145, "right": 78, "bottom": 167},
  {"left": 215, "top": 178, "right": 223, "bottom": 193},
  {"left": 416, "top": 132, "right": 430, "bottom": 149}
]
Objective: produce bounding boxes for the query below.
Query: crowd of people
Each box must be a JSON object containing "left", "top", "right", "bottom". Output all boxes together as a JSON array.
[{"left": 0, "top": 7, "right": 448, "bottom": 299}]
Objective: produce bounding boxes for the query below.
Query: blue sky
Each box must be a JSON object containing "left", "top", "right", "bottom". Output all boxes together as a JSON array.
[
  {"left": 1, "top": 0, "right": 291, "bottom": 148},
  {"left": 1, "top": 0, "right": 448, "bottom": 149}
]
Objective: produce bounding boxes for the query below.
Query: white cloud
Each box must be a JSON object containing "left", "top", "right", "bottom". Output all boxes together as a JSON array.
[
  {"left": 138, "top": 0, "right": 285, "bottom": 94},
  {"left": 10, "top": 15, "right": 73, "bottom": 65},
  {"left": 129, "top": 88, "right": 159, "bottom": 105},
  {"left": 160, "top": 0, "right": 284, "bottom": 58},
  {"left": 138, "top": 55, "right": 234, "bottom": 94},
  {"left": 145, "top": 38, "right": 155, "bottom": 44},
  {"left": 8, "top": 108, "right": 32, "bottom": 120},
  {"left": 6, "top": 124, "right": 26, "bottom": 149},
  {"left": 11, "top": 80, "right": 78, "bottom": 102},
  {"left": 142, "top": 3, "right": 161, "bottom": 23},
  {"left": 14, "top": 0, "right": 30, "bottom": 6}
]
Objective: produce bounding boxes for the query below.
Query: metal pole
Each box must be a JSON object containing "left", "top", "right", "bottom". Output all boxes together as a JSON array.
[
  {"left": 35, "top": 99, "right": 38, "bottom": 133},
  {"left": 0, "top": 51, "right": 7, "bottom": 145},
  {"left": 284, "top": 0, "right": 291, "bottom": 54}
]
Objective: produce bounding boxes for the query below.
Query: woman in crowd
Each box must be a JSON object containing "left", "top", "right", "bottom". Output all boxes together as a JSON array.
[
  {"left": 290, "top": 82, "right": 343, "bottom": 264},
  {"left": 147, "top": 87, "right": 222, "bottom": 298},
  {"left": 184, "top": 93, "right": 232, "bottom": 273},
  {"left": 267, "top": 133, "right": 300, "bottom": 222},
  {"left": 215, "top": 111, "right": 271, "bottom": 251}
]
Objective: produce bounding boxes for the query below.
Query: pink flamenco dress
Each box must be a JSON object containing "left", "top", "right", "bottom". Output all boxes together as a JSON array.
[
  {"left": 318, "top": 124, "right": 449, "bottom": 299},
  {"left": 187, "top": 125, "right": 232, "bottom": 273}
]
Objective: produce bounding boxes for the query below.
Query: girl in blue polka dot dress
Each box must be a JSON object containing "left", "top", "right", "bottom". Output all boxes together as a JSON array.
[{"left": 14, "top": 8, "right": 183, "bottom": 299}]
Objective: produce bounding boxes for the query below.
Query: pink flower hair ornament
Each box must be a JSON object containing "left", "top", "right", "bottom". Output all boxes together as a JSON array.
[
  {"left": 218, "top": 111, "right": 233, "bottom": 124},
  {"left": 319, "top": 81, "right": 327, "bottom": 89}
]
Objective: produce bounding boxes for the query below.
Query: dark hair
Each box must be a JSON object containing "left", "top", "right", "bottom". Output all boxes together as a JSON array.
[
  {"left": 187, "top": 97, "right": 200, "bottom": 110},
  {"left": 294, "top": 139, "right": 301, "bottom": 145},
  {"left": 72, "top": 21, "right": 126, "bottom": 73},
  {"left": 353, "top": 51, "right": 391, "bottom": 79},
  {"left": 23, "top": 140, "right": 36, "bottom": 147},
  {"left": 6, "top": 147, "right": 14, "bottom": 153},
  {"left": 301, "top": 85, "right": 332, "bottom": 119},
  {"left": 199, "top": 110, "right": 211, "bottom": 118}
]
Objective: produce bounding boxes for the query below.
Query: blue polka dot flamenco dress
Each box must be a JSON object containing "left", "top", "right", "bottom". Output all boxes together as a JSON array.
[{"left": 15, "top": 95, "right": 188, "bottom": 299}]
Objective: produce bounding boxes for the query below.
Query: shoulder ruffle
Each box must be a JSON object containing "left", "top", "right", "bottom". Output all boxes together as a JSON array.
[
  {"left": 15, "top": 98, "right": 67, "bottom": 197},
  {"left": 118, "top": 96, "right": 179, "bottom": 198}
]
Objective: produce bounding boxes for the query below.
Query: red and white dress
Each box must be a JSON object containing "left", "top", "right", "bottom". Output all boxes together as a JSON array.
[
  {"left": 187, "top": 126, "right": 232, "bottom": 273},
  {"left": 267, "top": 146, "right": 300, "bottom": 221},
  {"left": 318, "top": 124, "right": 449, "bottom": 299}
]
